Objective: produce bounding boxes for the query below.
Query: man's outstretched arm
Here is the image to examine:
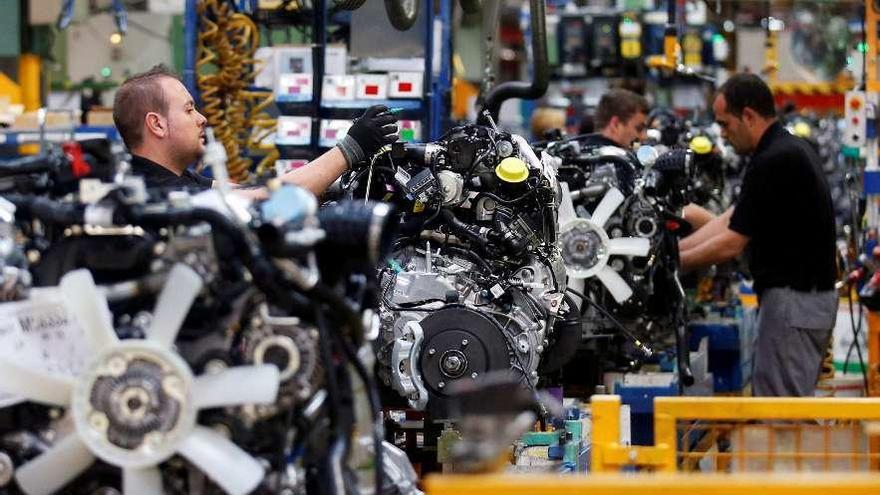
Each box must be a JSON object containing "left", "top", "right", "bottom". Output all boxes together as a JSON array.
[
  {"left": 679, "top": 206, "right": 733, "bottom": 252},
  {"left": 231, "top": 105, "right": 398, "bottom": 199},
  {"left": 680, "top": 226, "right": 749, "bottom": 273}
]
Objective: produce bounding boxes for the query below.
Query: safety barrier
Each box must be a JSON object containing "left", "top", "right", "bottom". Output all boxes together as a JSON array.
[{"left": 591, "top": 395, "right": 880, "bottom": 473}]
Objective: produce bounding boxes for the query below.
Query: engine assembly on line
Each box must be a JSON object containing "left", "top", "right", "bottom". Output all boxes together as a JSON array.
[
  {"left": 542, "top": 133, "right": 698, "bottom": 384},
  {"left": 0, "top": 139, "right": 417, "bottom": 495},
  {"left": 342, "top": 123, "right": 570, "bottom": 415}
]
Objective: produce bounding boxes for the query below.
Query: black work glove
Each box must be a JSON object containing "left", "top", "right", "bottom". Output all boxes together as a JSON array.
[{"left": 336, "top": 105, "right": 399, "bottom": 169}]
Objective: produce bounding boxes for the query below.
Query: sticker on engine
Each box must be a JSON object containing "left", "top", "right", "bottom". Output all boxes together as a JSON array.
[
  {"left": 0, "top": 291, "right": 90, "bottom": 407},
  {"left": 393, "top": 167, "right": 411, "bottom": 186},
  {"left": 413, "top": 201, "right": 425, "bottom": 213},
  {"left": 489, "top": 284, "right": 505, "bottom": 299}
]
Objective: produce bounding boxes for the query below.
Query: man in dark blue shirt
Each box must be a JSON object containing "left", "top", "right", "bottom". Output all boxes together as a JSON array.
[
  {"left": 574, "top": 88, "right": 649, "bottom": 195},
  {"left": 113, "top": 65, "right": 397, "bottom": 196},
  {"left": 680, "top": 74, "right": 837, "bottom": 396}
]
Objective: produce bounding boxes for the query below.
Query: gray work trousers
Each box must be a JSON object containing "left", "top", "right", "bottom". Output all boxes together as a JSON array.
[{"left": 751, "top": 287, "right": 837, "bottom": 397}]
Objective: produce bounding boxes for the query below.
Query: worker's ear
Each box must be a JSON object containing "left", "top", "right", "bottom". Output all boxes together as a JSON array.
[
  {"left": 740, "top": 107, "right": 759, "bottom": 127},
  {"left": 144, "top": 111, "right": 167, "bottom": 139},
  {"left": 608, "top": 115, "right": 621, "bottom": 129},
  {"left": 606, "top": 115, "right": 622, "bottom": 134}
]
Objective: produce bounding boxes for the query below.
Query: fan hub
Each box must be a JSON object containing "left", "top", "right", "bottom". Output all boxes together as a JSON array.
[
  {"left": 559, "top": 218, "right": 610, "bottom": 277},
  {"left": 72, "top": 340, "right": 196, "bottom": 469}
]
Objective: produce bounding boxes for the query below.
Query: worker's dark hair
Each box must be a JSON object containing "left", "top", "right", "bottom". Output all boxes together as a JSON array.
[
  {"left": 594, "top": 89, "right": 649, "bottom": 131},
  {"left": 716, "top": 73, "right": 776, "bottom": 119},
  {"left": 113, "top": 64, "right": 181, "bottom": 149}
]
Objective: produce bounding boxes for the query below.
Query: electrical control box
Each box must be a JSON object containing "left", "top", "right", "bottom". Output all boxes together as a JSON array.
[
  {"left": 557, "top": 15, "right": 588, "bottom": 77},
  {"left": 844, "top": 91, "right": 870, "bottom": 150},
  {"left": 619, "top": 19, "right": 642, "bottom": 60},
  {"left": 589, "top": 15, "right": 621, "bottom": 71}
]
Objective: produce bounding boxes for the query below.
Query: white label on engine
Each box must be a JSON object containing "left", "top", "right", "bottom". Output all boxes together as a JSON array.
[
  {"left": 0, "top": 291, "right": 90, "bottom": 407},
  {"left": 489, "top": 284, "right": 505, "bottom": 299},
  {"left": 394, "top": 167, "right": 412, "bottom": 186}
]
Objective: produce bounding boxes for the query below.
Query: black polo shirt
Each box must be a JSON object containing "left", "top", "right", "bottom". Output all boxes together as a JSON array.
[
  {"left": 729, "top": 122, "right": 836, "bottom": 296},
  {"left": 129, "top": 155, "right": 214, "bottom": 191}
]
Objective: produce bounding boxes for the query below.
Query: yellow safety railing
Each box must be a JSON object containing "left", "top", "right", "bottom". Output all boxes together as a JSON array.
[
  {"left": 425, "top": 473, "right": 880, "bottom": 495},
  {"left": 425, "top": 395, "right": 880, "bottom": 495},
  {"left": 869, "top": 311, "right": 880, "bottom": 397},
  {"left": 591, "top": 395, "right": 880, "bottom": 473}
]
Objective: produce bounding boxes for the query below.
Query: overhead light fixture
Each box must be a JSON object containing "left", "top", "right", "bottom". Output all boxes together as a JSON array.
[{"left": 110, "top": 32, "right": 123, "bottom": 45}]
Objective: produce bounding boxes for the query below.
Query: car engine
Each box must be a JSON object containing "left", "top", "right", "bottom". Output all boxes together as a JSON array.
[
  {"left": 0, "top": 139, "right": 418, "bottom": 495},
  {"left": 344, "top": 123, "right": 571, "bottom": 415}
]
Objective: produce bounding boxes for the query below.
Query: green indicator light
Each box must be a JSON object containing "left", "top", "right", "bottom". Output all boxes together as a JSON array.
[
  {"left": 858, "top": 42, "right": 869, "bottom": 53},
  {"left": 401, "top": 128, "right": 415, "bottom": 142},
  {"left": 100, "top": 67, "right": 112, "bottom": 78}
]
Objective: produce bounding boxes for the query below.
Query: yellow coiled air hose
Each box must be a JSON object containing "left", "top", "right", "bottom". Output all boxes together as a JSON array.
[{"left": 196, "top": 0, "right": 277, "bottom": 183}]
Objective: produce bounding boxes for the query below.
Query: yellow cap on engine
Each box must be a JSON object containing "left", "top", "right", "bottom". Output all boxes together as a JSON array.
[
  {"left": 689, "top": 136, "right": 713, "bottom": 155},
  {"left": 495, "top": 157, "right": 529, "bottom": 183},
  {"left": 793, "top": 121, "right": 812, "bottom": 138}
]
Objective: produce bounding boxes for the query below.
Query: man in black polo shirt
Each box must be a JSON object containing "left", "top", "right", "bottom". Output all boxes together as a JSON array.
[
  {"left": 112, "top": 65, "right": 397, "bottom": 195},
  {"left": 574, "top": 88, "right": 649, "bottom": 195},
  {"left": 680, "top": 74, "right": 837, "bottom": 397}
]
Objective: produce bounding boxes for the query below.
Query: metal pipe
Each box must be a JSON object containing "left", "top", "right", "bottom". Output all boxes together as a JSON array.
[{"left": 478, "top": 0, "right": 549, "bottom": 125}]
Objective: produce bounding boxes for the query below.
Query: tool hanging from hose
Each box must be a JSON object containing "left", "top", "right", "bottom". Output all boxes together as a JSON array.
[{"left": 196, "top": 0, "right": 278, "bottom": 183}]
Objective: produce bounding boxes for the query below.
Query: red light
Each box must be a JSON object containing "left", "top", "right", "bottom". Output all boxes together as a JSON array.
[
  {"left": 398, "top": 82, "right": 413, "bottom": 92},
  {"left": 365, "top": 85, "right": 379, "bottom": 96},
  {"left": 851, "top": 98, "right": 862, "bottom": 110}
]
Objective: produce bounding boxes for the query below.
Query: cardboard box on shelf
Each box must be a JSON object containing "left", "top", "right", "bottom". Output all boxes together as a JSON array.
[
  {"left": 355, "top": 74, "right": 389, "bottom": 100},
  {"left": 388, "top": 72, "right": 423, "bottom": 98},
  {"left": 276, "top": 73, "right": 314, "bottom": 102},
  {"left": 12, "top": 110, "right": 80, "bottom": 129},
  {"left": 276, "top": 116, "right": 312, "bottom": 146},
  {"left": 325, "top": 45, "right": 348, "bottom": 76},
  {"left": 322, "top": 75, "right": 356, "bottom": 101},
  {"left": 86, "top": 108, "right": 115, "bottom": 127},
  {"left": 319, "top": 119, "right": 354, "bottom": 147}
]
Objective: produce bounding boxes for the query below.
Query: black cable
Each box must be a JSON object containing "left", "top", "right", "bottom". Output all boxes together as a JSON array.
[
  {"left": 5, "top": 194, "right": 85, "bottom": 224},
  {"left": 845, "top": 282, "right": 869, "bottom": 392},
  {"left": 307, "top": 281, "right": 384, "bottom": 495},
  {"left": 313, "top": 307, "right": 348, "bottom": 495},
  {"left": 565, "top": 287, "right": 654, "bottom": 357},
  {"left": 476, "top": 189, "right": 537, "bottom": 206},
  {"left": 333, "top": 328, "right": 384, "bottom": 495},
  {"left": 0, "top": 155, "right": 57, "bottom": 178}
]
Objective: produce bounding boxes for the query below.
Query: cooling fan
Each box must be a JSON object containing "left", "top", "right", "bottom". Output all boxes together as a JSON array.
[
  {"left": 558, "top": 183, "right": 651, "bottom": 303},
  {"left": 0, "top": 264, "right": 281, "bottom": 495}
]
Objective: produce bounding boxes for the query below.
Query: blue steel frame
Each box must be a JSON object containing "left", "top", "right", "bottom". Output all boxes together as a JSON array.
[
  {"left": 426, "top": 0, "right": 453, "bottom": 140},
  {"left": 183, "top": 0, "right": 454, "bottom": 142},
  {"left": 183, "top": 0, "right": 199, "bottom": 102}
]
